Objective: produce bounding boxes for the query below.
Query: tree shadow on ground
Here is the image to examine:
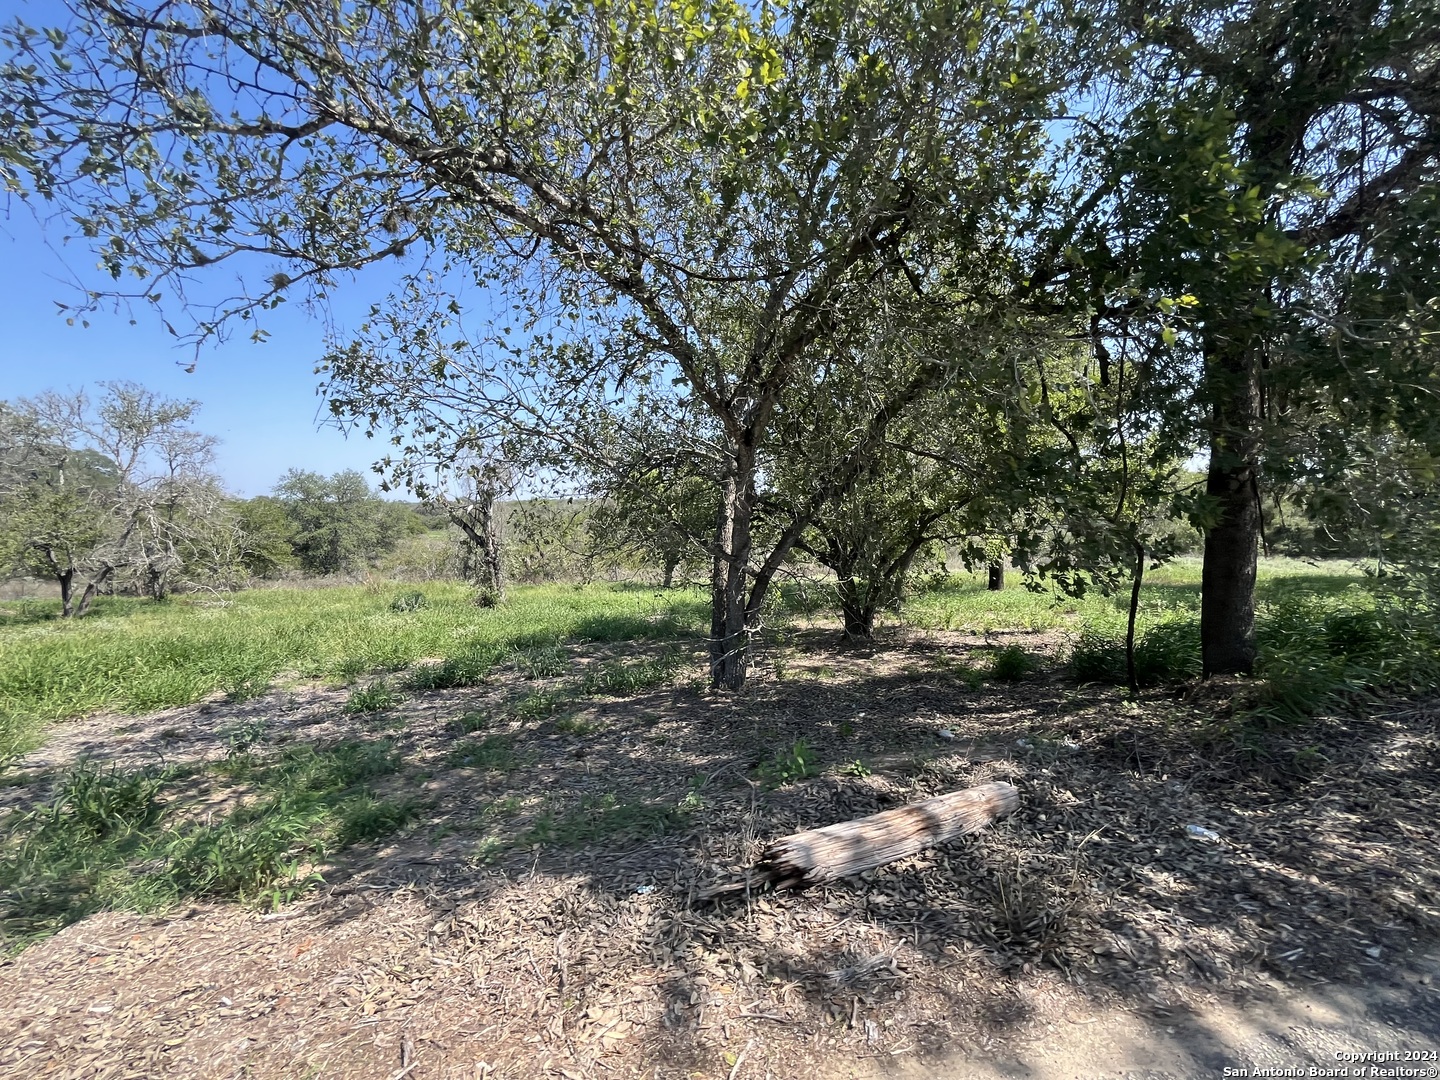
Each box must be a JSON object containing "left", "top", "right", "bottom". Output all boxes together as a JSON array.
[
  {"left": 5, "top": 628, "right": 1439, "bottom": 1078},
  {"left": 266, "top": 635, "right": 1440, "bottom": 1074}
]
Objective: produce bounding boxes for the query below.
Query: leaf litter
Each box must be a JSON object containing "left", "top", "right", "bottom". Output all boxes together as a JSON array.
[{"left": 2, "top": 629, "right": 1439, "bottom": 1078}]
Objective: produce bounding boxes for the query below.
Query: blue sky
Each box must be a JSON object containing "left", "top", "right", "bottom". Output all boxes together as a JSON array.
[
  {"left": 0, "top": 190, "right": 454, "bottom": 499},
  {"left": 0, "top": 0, "right": 464, "bottom": 498}
]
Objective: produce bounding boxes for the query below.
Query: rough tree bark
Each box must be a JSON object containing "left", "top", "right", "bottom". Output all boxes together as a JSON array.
[
  {"left": 836, "top": 576, "right": 878, "bottom": 642},
  {"left": 451, "top": 492, "right": 505, "bottom": 604},
  {"left": 1200, "top": 333, "right": 1262, "bottom": 676},
  {"left": 56, "top": 564, "right": 75, "bottom": 618},
  {"left": 709, "top": 450, "right": 756, "bottom": 690}
]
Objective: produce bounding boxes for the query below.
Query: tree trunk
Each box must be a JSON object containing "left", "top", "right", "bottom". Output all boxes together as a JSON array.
[
  {"left": 836, "top": 577, "right": 876, "bottom": 642},
  {"left": 58, "top": 567, "right": 75, "bottom": 617},
  {"left": 74, "top": 567, "right": 112, "bottom": 618},
  {"left": 987, "top": 560, "right": 1005, "bottom": 591},
  {"left": 661, "top": 554, "right": 678, "bottom": 589},
  {"left": 752, "top": 782, "right": 1019, "bottom": 891},
  {"left": 1201, "top": 334, "right": 1262, "bottom": 677},
  {"left": 1125, "top": 540, "right": 1145, "bottom": 694},
  {"left": 451, "top": 493, "right": 505, "bottom": 604},
  {"left": 709, "top": 450, "right": 755, "bottom": 690}
]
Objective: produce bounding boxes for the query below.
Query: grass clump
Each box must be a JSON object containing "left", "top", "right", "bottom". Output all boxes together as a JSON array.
[
  {"left": 344, "top": 679, "right": 403, "bottom": 714},
  {"left": 447, "top": 709, "right": 492, "bottom": 735},
  {"left": 553, "top": 714, "right": 602, "bottom": 736},
  {"left": 1067, "top": 619, "right": 1202, "bottom": 687},
  {"left": 331, "top": 793, "right": 421, "bottom": 847},
  {"left": 389, "top": 591, "right": 428, "bottom": 613},
  {"left": 1066, "top": 589, "right": 1438, "bottom": 718},
  {"left": 1253, "top": 595, "right": 1439, "bottom": 721},
  {"left": 988, "top": 645, "right": 1039, "bottom": 682},
  {"left": 164, "top": 815, "right": 323, "bottom": 908},
  {"left": 510, "top": 643, "right": 570, "bottom": 679},
  {"left": 522, "top": 792, "right": 684, "bottom": 849},
  {"left": 581, "top": 651, "right": 683, "bottom": 695},
  {"left": 1, "top": 738, "right": 413, "bottom": 951},
  {"left": 404, "top": 647, "right": 499, "bottom": 691},
  {"left": 477, "top": 795, "right": 522, "bottom": 822},
  {"left": 513, "top": 689, "right": 568, "bottom": 722},
  {"left": 45, "top": 762, "right": 166, "bottom": 840}
]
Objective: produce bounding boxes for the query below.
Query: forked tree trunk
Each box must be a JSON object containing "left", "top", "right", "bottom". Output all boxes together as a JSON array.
[
  {"left": 753, "top": 782, "right": 1019, "bottom": 890},
  {"left": 1201, "top": 334, "right": 1262, "bottom": 677},
  {"left": 73, "top": 567, "right": 113, "bottom": 618}
]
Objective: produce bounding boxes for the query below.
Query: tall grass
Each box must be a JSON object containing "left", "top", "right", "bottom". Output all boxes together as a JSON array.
[
  {"left": 1, "top": 740, "right": 418, "bottom": 950},
  {"left": 0, "top": 583, "right": 707, "bottom": 763},
  {"left": 898, "top": 557, "right": 1363, "bottom": 635},
  {"left": 1065, "top": 582, "right": 1439, "bottom": 716}
]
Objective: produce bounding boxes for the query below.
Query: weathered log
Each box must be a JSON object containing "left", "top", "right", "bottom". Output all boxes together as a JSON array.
[{"left": 754, "top": 781, "right": 1019, "bottom": 891}]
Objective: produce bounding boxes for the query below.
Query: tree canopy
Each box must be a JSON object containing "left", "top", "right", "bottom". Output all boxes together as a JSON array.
[{"left": 3, "top": 0, "right": 1436, "bottom": 681}]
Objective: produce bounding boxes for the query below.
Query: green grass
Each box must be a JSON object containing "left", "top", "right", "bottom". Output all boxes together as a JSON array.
[
  {"left": 0, "top": 739, "right": 417, "bottom": 951},
  {"left": 0, "top": 583, "right": 708, "bottom": 764},
  {"left": 580, "top": 650, "right": 684, "bottom": 695},
  {"left": 344, "top": 678, "right": 403, "bottom": 713},
  {"left": 898, "top": 557, "right": 1363, "bottom": 635},
  {"left": 510, "top": 642, "right": 571, "bottom": 679},
  {"left": 521, "top": 793, "right": 685, "bottom": 848},
  {"left": 1065, "top": 582, "right": 1438, "bottom": 715},
  {"left": 447, "top": 709, "right": 493, "bottom": 735},
  {"left": 988, "top": 645, "right": 1039, "bottom": 682},
  {"left": 512, "top": 689, "right": 569, "bottom": 722}
]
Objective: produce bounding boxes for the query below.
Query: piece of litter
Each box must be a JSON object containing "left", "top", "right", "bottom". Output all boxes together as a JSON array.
[
  {"left": 937, "top": 728, "right": 955, "bottom": 740},
  {"left": 1185, "top": 825, "right": 1220, "bottom": 842},
  {"left": 1365, "top": 946, "right": 1383, "bottom": 959},
  {"left": 1016, "top": 738, "right": 1033, "bottom": 749},
  {"left": 633, "top": 885, "right": 656, "bottom": 895}
]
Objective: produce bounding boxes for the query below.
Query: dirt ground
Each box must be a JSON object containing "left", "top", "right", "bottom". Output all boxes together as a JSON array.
[{"left": 3, "top": 628, "right": 1440, "bottom": 1079}]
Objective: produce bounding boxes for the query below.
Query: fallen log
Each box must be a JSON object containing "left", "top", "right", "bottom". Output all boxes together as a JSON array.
[{"left": 753, "top": 781, "right": 1019, "bottom": 891}]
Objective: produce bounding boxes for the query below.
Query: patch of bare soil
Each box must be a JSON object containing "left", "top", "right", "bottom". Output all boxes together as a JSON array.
[{"left": 3, "top": 629, "right": 1440, "bottom": 1079}]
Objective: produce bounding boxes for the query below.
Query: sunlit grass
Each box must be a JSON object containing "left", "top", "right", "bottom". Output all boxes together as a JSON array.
[
  {"left": 0, "top": 583, "right": 707, "bottom": 762},
  {"left": 0, "top": 740, "right": 418, "bottom": 952},
  {"left": 897, "top": 556, "right": 1367, "bottom": 635}
]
